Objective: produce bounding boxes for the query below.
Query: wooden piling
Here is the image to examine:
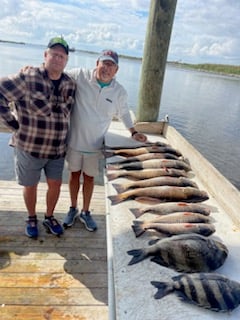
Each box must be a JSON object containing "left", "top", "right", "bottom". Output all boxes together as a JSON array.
[{"left": 137, "top": 0, "right": 177, "bottom": 122}]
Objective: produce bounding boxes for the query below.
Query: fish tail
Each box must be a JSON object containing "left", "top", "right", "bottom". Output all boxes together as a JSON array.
[
  {"left": 112, "top": 183, "right": 125, "bottom": 193},
  {"left": 103, "top": 150, "right": 115, "bottom": 158},
  {"left": 151, "top": 281, "right": 174, "bottom": 299},
  {"left": 106, "top": 172, "right": 119, "bottom": 181},
  {"left": 131, "top": 220, "right": 146, "bottom": 237},
  {"left": 127, "top": 248, "right": 148, "bottom": 265},
  {"left": 129, "top": 208, "right": 144, "bottom": 218},
  {"left": 108, "top": 194, "right": 124, "bottom": 205}
]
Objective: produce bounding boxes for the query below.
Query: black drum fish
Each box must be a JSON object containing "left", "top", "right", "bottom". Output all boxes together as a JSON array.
[
  {"left": 151, "top": 272, "right": 240, "bottom": 312},
  {"left": 127, "top": 233, "right": 228, "bottom": 272}
]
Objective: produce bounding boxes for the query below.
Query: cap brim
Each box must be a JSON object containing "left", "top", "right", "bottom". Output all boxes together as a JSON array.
[{"left": 99, "top": 56, "right": 117, "bottom": 64}]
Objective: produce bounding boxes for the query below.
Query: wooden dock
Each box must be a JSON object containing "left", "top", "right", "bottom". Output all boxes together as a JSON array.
[{"left": 0, "top": 180, "right": 108, "bottom": 320}]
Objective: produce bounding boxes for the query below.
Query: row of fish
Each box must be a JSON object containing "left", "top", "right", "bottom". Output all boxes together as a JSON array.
[{"left": 105, "top": 141, "right": 240, "bottom": 313}]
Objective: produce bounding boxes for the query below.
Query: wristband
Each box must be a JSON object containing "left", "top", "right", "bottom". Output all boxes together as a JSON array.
[{"left": 131, "top": 130, "right": 138, "bottom": 137}]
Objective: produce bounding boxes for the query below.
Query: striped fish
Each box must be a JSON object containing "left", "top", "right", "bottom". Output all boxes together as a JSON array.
[
  {"left": 127, "top": 233, "right": 228, "bottom": 272},
  {"left": 151, "top": 272, "right": 240, "bottom": 312}
]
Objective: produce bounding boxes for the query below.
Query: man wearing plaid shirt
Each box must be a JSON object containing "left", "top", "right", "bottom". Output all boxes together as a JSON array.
[{"left": 0, "top": 36, "right": 76, "bottom": 238}]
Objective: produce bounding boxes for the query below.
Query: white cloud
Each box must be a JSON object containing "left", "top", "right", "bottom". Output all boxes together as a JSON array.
[{"left": 0, "top": 0, "right": 239, "bottom": 64}]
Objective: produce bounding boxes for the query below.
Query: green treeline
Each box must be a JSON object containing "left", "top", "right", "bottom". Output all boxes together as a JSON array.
[{"left": 171, "top": 62, "right": 240, "bottom": 76}]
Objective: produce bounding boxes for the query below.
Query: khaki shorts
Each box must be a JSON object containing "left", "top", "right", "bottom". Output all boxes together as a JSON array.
[{"left": 66, "top": 147, "right": 101, "bottom": 177}]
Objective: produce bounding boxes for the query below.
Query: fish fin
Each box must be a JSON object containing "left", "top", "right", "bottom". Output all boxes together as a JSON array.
[
  {"left": 127, "top": 248, "right": 147, "bottom": 265},
  {"left": 129, "top": 208, "right": 143, "bottom": 218},
  {"left": 150, "top": 256, "right": 169, "bottom": 267},
  {"left": 112, "top": 183, "right": 124, "bottom": 193},
  {"left": 131, "top": 221, "right": 145, "bottom": 237},
  {"left": 103, "top": 150, "right": 115, "bottom": 158},
  {"left": 148, "top": 238, "right": 161, "bottom": 245},
  {"left": 106, "top": 172, "right": 118, "bottom": 181},
  {"left": 135, "top": 196, "right": 163, "bottom": 204},
  {"left": 151, "top": 281, "right": 174, "bottom": 299},
  {"left": 108, "top": 194, "right": 123, "bottom": 205}
]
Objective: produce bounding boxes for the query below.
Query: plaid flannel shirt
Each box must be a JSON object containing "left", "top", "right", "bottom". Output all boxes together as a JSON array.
[{"left": 0, "top": 66, "right": 76, "bottom": 159}]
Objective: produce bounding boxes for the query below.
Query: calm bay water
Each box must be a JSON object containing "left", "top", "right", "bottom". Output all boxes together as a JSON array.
[{"left": 0, "top": 42, "right": 240, "bottom": 190}]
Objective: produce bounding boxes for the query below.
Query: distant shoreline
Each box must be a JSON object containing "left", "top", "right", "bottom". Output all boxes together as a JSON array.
[{"left": 0, "top": 39, "right": 239, "bottom": 77}]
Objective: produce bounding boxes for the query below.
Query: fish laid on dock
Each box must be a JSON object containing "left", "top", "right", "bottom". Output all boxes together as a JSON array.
[
  {"left": 127, "top": 233, "right": 227, "bottom": 272},
  {"left": 107, "top": 168, "right": 188, "bottom": 181},
  {"left": 104, "top": 141, "right": 168, "bottom": 149},
  {"left": 107, "top": 158, "right": 191, "bottom": 171},
  {"left": 108, "top": 186, "right": 209, "bottom": 205},
  {"left": 151, "top": 272, "right": 240, "bottom": 312},
  {"left": 133, "top": 211, "right": 210, "bottom": 226},
  {"left": 129, "top": 202, "right": 211, "bottom": 218},
  {"left": 112, "top": 176, "right": 198, "bottom": 193},
  {"left": 104, "top": 145, "right": 182, "bottom": 158},
  {"left": 132, "top": 221, "right": 215, "bottom": 237},
  {"left": 107, "top": 152, "right": 181, "bottom": 164}
]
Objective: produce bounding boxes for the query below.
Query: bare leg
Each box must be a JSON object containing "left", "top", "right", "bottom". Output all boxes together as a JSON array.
[
  {"left": 23, "top": 185, "right": 37, "bottom": 217},
  {"left": 45, "top": 178, "right": 62, "bottom": 217},
  {"left": 69, "top": 171, "right": 81, "bottom": 208},
  {"left": 82, "top": 172, "right": 94, "bottom": 212}
]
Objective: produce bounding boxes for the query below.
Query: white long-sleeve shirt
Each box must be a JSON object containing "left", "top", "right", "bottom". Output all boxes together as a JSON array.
[{"left": 67, "top": 68, "right": 134, "bottom": 152}]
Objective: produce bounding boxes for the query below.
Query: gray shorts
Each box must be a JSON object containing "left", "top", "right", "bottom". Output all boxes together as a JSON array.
[
  {"left": 66, "top": 147, "right": 102, "bottom": 177},
  {"left": 14, "top": 148, "right": 65, "bottom": 186}
]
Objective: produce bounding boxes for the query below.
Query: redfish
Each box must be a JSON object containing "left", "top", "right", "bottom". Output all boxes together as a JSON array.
[
  {"left": 107, "top": 159, "right": 191, "bottom": 172},
  {"left": 112, "top": 176, "right": 198, "bottom": 193},
  {"left": 108, "top": 186, "right": 209, "bottom": 205},
  {"left": 106, "top": 168, "right": 188, "bottom": 181},
  {"left": 134, "top": 211, "right": 210, "bottom": 225},
  {"left": 151, "top": 272, "right": 240, "bottom": 312},
  {"left": 127, "top": 233, "right": 227, "bottom": 272},
  {"left": 104, "top": 145, "right": 182, "bottom": 158},
  {"left": 129, "top": 202, "right": 210, "bottom": 218},
  {"left": 132, "top": 221, "right": 215, "bottom": 237},
  {"left": 107, "top": 152, "right": 180, "bottom": 164}
]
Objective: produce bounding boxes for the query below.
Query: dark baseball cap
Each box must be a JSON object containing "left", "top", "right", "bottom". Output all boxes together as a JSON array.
[
  {"left": 47, "top": 36, "right": 69, "bottom": 55},
  {"left": 98, "top": 49, "right": 119, "bottom": 65}
]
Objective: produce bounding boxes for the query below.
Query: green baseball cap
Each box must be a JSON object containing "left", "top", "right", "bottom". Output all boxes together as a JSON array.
[{"left": 47, "top": 36, "right": 69, "bottom": 55}]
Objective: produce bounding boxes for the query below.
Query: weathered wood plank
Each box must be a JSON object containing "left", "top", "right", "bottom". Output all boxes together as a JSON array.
[
  {"left": 0, "top": 180, "right": 108, "bottom": 319},
  {"left": 0, "top": 306, "right": 108, "bottom": 320}
]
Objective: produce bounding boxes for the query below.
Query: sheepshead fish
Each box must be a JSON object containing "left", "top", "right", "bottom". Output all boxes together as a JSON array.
[
  {"left": 132, "top": 221, "right": 215, "bottom": 237},
  {"left": 108, "top": 186, "right": 209, "bottom": 205},
  {"left": 107, "top": 152, "right": 180, "bottom": 164},
  {"left": 106, "top": 168, "right": 188, "bottom": 181},
  {"left": 107, "top": 159, "right": 191, "bottom": 171},
  {"left": 129, "top": 202, "right": 210, "bottom": 218},
  {"left": 104, "top": 145, "right": 182, "bottom": 158},
  {"left": 151, "top": 272, "right": 240, "bottom": 312},
  {"left": 112, "top": 176, "right": 198, "bottom": 193},
  {"left": 127, "top": 233, "right": 228, "bottom": 272}
]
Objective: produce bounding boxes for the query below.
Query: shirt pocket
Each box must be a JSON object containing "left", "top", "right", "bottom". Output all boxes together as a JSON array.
[{"left": 29, "top": 92, "right": 52, "bottom": 116}]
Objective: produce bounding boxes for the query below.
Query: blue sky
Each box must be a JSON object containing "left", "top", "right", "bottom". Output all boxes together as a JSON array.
[{"left": 0, "top": 0, "right": 239, "bottom": 64}]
